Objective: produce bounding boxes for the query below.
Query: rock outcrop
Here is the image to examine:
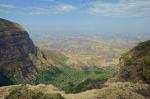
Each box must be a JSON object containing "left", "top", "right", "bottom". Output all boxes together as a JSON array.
[
  {"left": 0, "top": 18, "right": 48, "bottom": 85},
  {"left": 117, "top": 40, "right": 150, "bottom": 83}
]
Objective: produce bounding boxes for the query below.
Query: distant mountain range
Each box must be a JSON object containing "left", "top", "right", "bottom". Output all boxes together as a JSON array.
[{"left": 33, "top": 32, "right": 136, "bottom": 69}]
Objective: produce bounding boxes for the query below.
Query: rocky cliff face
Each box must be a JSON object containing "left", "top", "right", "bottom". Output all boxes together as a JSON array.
[
  {"left": 0, "top": 18, "right": 48, "bottom": 85},
  {"left": 117, "top": 40, "right": 150, "bottom": 83}
]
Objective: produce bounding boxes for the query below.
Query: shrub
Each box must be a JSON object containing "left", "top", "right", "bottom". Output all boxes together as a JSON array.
[
  {"left": 35, "top": 66, "right": 116, "bottom": 93},
  {"left": 142, "top": 57, "right": 150, "bottom": 83},
  {"left": 121, "top": 53, "right": 132, "bottom": 65},
  {"left": 5, "top": 87, "right": 64, "bottom": 99}
]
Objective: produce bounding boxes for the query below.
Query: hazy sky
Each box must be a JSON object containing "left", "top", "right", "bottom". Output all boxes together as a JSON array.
[{"left": 0, "top": 0, "right": 150, "bottom": 35}]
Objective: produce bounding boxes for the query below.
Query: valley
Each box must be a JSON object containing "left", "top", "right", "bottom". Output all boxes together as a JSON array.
[
  {"left": 33, "top": 33, "right": 135, "bottom": 69},
  {"left": 0, "top": 18, "right": 117, "bottom": 94},
  {"left": 34, "top": 66, "right": 116, "bottom": 93},
  {"left": 0, "top": 18, "right": 149, "bottom": 99}
]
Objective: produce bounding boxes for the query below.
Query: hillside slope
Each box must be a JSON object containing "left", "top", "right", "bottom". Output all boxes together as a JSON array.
[
  {"left": 117, "top": 40, "right": 150, "bottom": 83},
  {"left": 35, "top": 33, "right": 129, "bottom": 69},
  {"left": 0, "top": 19, "right": 116, "bottom": 94},
  {"left": 0, "top": 18, "right": 49, "bottom": 85},
  {"left": 0, "top": 18, "right": 149, "bottom": 99},
  {"left": 0, "top": 40, "right": 149, "bottom": 99}
]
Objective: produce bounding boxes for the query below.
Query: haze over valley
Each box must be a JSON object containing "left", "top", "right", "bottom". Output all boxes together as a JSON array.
[{"left": 0, "top": 0, "right": 150, "bottom": 99}]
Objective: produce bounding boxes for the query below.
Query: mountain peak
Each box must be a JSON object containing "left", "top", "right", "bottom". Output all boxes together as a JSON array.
[
  {"left": 0, "top": 18, "right": 25, "bottom": 34},
  {"left": 0, "top": 18, "right": 48, "bottom": 85}
]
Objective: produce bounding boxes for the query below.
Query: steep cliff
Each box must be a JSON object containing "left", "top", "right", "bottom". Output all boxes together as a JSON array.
[
  {"left": 117, "top": 40, "right": 150, "bottom": 83},
  {"left": 0, "top": 18, "right": 48, "bottom": 85}
]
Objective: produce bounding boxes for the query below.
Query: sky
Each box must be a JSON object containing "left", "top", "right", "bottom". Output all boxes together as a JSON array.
[{"left": 0, "top": 0, "right": 150, "bottom": 36}]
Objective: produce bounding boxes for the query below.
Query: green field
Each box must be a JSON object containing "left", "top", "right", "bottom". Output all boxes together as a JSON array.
[{"left": 35, "top": 66, "right": 116, "bottom": 93}]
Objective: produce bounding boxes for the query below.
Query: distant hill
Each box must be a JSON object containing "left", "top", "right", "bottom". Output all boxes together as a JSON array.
[
  {"left": 35, "top": 33, "right": 133, "bottom": 69},
  {"left": 41, "top": 49, "right": 68, "bottom": 66},
  {"left": 32, "top": 30, "right": 150, "bottom": 70}
]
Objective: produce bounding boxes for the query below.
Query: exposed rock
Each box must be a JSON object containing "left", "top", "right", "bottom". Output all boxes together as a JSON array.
[
  {"left": 0, "top": 82, "right": 150, "bottom": 99},
  {"left": 0, "top": 18, "right": 49, "bottom": 85},
  {"left": 117, "top": 40, "right": 150, "bottom": 83}
]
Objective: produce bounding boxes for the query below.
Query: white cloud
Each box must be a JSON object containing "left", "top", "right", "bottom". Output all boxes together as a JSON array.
[
  {"left": 87, "top": 0, "right": 150, "bottom": 17},
  {"left": 2, "top": 0, "right": 149, "bottom": 17},
  {"left": 52, "top": 4, "right": 76, "bottom": 14},
  {"left": 24, "top": 4, "right": 76, "bottom": 15},
  {"left": 25, "top": 8, "right": 49, "bottom": 15},
  {"left": 0, "top": 4, "right": 16, "bottom": 14},
  {"left": 0, "top": 4, "right": 16, "bottom": 9}
]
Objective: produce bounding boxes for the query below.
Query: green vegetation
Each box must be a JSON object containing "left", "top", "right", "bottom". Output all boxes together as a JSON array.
[
  {"left": 135, "top": 40, "right": 150, "bottom": 54},
  {"left": 119, "top": 40, "right": 150, "bottom": 84},
  {"left": 142, "top": 56, "right": 150, "bottom": 83},
  {"left": 0, "top": 66, "right": 29, "bottom": 86},
  {"left": 0, "top": 66, "right": 27, "bottom": 86},
  {"left": 5, "top": 87, "right": 64, "bottom": 99},
  {"left": 35, "top": 66, "right": 116, "bottom": 93},
  {"left": 0, "top": 62, "right": 116, "bottom": 93},
  {"left": 121, "top": 52, "right": 132, "bottom": 65},
  {"left": 144, "top": 57, "right": 150, "bottom": 66},
  {"left": 33, "top": 67, "right": 62, "bottom": 84},
  {"left": 0, "top": 67, "right": 13, "bottom": 86}
]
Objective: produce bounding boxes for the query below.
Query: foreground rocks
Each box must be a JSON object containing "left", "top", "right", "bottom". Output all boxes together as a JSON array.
[{"left": 0, "top": 82, "right": 150, "bottom": 99}]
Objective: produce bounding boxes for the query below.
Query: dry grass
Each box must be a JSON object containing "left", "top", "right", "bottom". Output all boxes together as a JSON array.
[{"left": 0, "top": 82, "right": 149, "bottom": 99}]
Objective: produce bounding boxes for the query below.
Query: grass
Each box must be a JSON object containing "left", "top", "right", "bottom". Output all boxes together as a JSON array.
[
  {"left": 5, "top": 87, "right": 64, "bottom": 99},
  {"left": 0, "top": 63, "right": 116, "bottom": 93},
  {"left": 35, "top": 66, "right": 116, "bottom": 93},
  {"left": 121, "top": 52, "right": 132, "bottom": 65},
  {"left": 0, "top": 61, "right": 116, "bottom": 93},
  {"left": 142, "top": 56, "right": 150, "bottom": 83}
]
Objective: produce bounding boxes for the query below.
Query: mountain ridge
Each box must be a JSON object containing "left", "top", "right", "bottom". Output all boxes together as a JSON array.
[
  {"left": 0, "top": 18, "right": 50, "bottom": 85},
  {"left": 116, "top": 40, "right": 150, "bottom": 83}
]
